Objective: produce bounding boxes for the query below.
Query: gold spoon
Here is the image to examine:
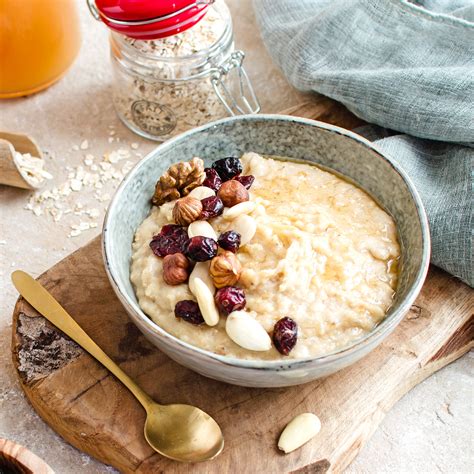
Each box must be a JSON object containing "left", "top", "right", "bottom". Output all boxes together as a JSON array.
[{"left": 11, "top": 270, "right": 224, "bottom": 463}]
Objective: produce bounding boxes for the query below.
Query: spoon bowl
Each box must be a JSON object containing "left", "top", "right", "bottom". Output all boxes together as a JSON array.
[{"left": 145, "top": 403, "right": 224, "bottom": 462}]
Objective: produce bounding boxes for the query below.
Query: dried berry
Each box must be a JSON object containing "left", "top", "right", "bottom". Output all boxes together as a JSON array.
[
  {"left": 233, "top": 175, "right": 255, "bottom": 190},
  {"left": 202, "top": 167, "right": 222, "bottom": 192},
  {"left": 201, "top": 196, "right": 224, "bottom": 219},
  {"left": 215, "top": 286, "right": 246, "bottom": 315},
  {"left": 212, "top": 157, "right": 242, "bottom": 181},
  {"left": 150, "top": 224, "right": 188, "bottom": 257},
  {"left": 184, "top": 236, "right": 218, "bottom": 262},
  {"left": 218, "top": 230, "right": 241, "bottom": 253},
  {"left": 175, "top": 300, "right": 205, "bottom": 325},
  {"left": 273, "top": 317, "right": 298, "bottom": 355}
]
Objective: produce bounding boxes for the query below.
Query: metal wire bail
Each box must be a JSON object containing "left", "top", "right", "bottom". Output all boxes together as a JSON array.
[{"left": 211, "top": 51, "right": 261, "bottom": 116}]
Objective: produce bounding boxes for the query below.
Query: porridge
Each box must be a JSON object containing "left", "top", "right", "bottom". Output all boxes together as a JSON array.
[{"left": 130, "top": 153, "right": 400, "bottom": 360}]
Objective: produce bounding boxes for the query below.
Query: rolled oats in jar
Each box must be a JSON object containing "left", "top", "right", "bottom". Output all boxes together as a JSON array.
[{"left": 109, "top": 1, "right": 259, "bottom": 141}]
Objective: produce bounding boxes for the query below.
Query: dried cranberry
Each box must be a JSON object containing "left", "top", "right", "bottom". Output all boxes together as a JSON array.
[
  {"left": 201, "top": 196, "right": 224, "bottom": 219},
  {"left": 184, "top": 236, "right": 218, "bottom": 261},
  {"left": 212, "top": 157, "right": 242, "bottom": 181},
  {"left": 218, "top": 230, "right": 241, "bottom": 253},
  {"left": 272, "top": 317, "right": 298, "bottom": 355},
  {"left": 149, "top": 224, "right": 188, "bottom": 257},
  {"left": 233, "top": 175, "right": 255, "bottom": 190},
  {"left": 175, "top": 300, "right": 204, "bottom": 325},
  {"left": 215, "top": 286, "right": 246, "bottom": 315},
  {"left": 202, "top": 168, "right": 222, "bottom": 192}
]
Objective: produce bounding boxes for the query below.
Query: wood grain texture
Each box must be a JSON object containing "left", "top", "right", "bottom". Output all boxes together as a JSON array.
[
  {"left": 0, "top": 438, "right": 55, "bottom": 474},
  {"left": 11, "top": 101, "right": 474, "bottom": 473}
]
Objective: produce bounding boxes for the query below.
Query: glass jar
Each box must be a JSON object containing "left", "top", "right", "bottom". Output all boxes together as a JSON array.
[
  {"left": 0, "top": 0, "right": 81, "bottom": 98},
  {"left": 109, "top": 1, "right": 259, "bottom": 141}
]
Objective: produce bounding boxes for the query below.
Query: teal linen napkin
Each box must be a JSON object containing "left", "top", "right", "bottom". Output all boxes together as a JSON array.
[{"left": 254, "top": 0, "right": 473, "bottom": 285}]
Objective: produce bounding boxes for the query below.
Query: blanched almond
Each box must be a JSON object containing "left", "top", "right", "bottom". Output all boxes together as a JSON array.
[
  {"left": 225, "top": 311, "right": 271, "bottom": 351},
  {"left": 189, "top": 261, "right": 214, "bottom": 295},
  {"left": 278, "top": 413, "right": 321, "bottom": 453},
  {"left": 188, "top": 186, "right": 215, "bottom": 200},
  {"left": 223, "top": 201, "right": 256, "bottom": 220},
  {"left": 188, "top": 220, "right": 217, "bottom": 240},
  {"left": 232, "top": 214, "right": 257, "bottom": 246},
  {"left": 193, "top": 277, "right": 219, "bottom": 326}
]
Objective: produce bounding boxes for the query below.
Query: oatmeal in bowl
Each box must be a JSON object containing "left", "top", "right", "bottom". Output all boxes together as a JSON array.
[
  {"left": 103, "top": 115, "right": 429, "bottom": 387},
  {"left": 130, "top": 152, "right": 400, "bottom": 360}
]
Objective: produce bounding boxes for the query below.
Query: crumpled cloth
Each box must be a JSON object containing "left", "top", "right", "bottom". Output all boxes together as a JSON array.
[{"left": 254, "top": 0, "right": 473, "bottom": 286}]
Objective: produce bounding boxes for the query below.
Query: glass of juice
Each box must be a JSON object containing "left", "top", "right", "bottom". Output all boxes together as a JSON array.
[{"left": 0, "top": 0, "right": 81, "bottom": 98}]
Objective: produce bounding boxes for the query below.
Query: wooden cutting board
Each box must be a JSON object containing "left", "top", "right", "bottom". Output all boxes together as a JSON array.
[{"left": 11, "top": 100, "right": 473, "bottom": 473}]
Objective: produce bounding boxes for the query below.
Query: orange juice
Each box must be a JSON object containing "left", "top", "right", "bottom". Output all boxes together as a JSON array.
[{"left": 0, "top": 0, "right": 81, "bottom": 98}]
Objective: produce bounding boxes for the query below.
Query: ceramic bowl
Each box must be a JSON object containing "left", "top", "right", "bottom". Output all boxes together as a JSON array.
[{"left": 103, "top": 115, "right": 430, "bottom": 388}]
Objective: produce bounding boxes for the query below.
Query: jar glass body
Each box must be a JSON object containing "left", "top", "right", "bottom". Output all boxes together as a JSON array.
[
  {"left": 0, "top": 0, "right": 81, "bottom": 98},
  {"left": 109, "top": 2, "right": 238, "bottom": 141}
]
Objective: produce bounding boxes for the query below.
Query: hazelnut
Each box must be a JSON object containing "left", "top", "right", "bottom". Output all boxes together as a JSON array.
[
  {"left": 209, "top": 251, "right": 242, "bottom": 288},
  {"left": 217, "top": 180, "right": 249, "bottom": 208},
  {"left": 173, "top": 196, "right": 203, "bottom": 226},
  {"left": 162, "top": 253, "right": 190, "bottom": 285}
]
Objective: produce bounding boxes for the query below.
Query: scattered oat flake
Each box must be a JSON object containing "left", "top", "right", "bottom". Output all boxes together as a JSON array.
[
  {"left": 131, "top": 142, "right": 139, "bottom": 149},
  {"left": 80, "top": 140, "right": 89, "bottom": 150},
  {"left": 70, "top": 179, "right": 82, "bottom": 191},
  {"left": 72, "top": 144, "right": 79, "bottom": 151}
]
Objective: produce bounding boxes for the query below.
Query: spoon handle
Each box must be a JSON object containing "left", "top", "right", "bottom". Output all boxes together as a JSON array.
[{"left": 11, "top": 270, "right": 154, "bottom": 411}]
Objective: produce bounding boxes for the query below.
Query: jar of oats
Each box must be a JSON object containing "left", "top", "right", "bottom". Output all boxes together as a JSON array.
[{"left": 108, "top": 1, "right": 259, "bottom": 141}]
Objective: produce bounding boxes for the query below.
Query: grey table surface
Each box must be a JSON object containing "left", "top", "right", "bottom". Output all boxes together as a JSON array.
[{"left": 0, "top": 1, "right": 472, "bottom": 472}]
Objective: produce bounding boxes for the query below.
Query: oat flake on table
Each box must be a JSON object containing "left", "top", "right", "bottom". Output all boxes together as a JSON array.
[{"left": 24, "top": 139, "right": 141, "bottom": 238}]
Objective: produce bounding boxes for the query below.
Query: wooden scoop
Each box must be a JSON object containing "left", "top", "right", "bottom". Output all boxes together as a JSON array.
[{"left": 0, "top": 131, "right": 45, "bottom": 189}]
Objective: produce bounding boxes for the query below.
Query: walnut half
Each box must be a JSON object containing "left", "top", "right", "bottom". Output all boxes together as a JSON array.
[{"left": 152, "top": 157, "right": 206, "bottom": 206}]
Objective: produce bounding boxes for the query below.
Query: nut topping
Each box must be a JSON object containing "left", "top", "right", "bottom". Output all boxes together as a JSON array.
[
  {"left": 189, "top": 261, "right": 214, "bottom": 295},
  {"left": 222, "top": 201, "right": 256, "bottom": 220},
  {"left": 210, "top": 251, "right": 242, "bottom": 288},
  {"left": 232, "top": 214, "right": 257, "bottom": 246},
  {"left": 188, "top": 220, "right": 218, "bottom": 240},
  {"left": 173, "top": 196, "right": 203, "bottom": 226},
  {"left": 162, "top": 253, "right": 189, "bottom": 285},
  {"left": 218, "top": 180, "right": 249, "bottom": 208},
  {"left": 188, "top": 185, "right": 215, "bottom": 200},
  {"left": 152, "top": 157, "right": 205, "bottom": 206},
  {"left": 225, "top": 310, "right": 272, "bottom": 351},
  {"left": 278, "top": 413, "right": 321, "bottom": 453},
  {"left": 193, "top": 277, "right": 220, "bottom": 326}
]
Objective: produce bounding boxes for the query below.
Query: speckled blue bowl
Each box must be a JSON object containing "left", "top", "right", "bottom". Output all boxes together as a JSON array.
[{"left": 103, "top": 115, "right": 430, "bottom": 388}]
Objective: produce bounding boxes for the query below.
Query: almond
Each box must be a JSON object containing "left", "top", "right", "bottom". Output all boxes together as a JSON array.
[
  {"left": 223, "top": 201, "right": 256, "bottom": 220},
  {"left": 189, "top": 261, "right": 214, "bottom": 295},
  {"left": 188, "top": 185, "right": 215, "bottom": 200},
  {"left": 225, "top": 311, "right": 271, "bottom": 351},
  {"left": 188, "top": 220, "right": 218, "bottom": 240},
  {"left": 278, "top": 413, "right": 321, "bottom": 454},
  {"left": 193, "top": 277, "right": 219, "bottom": 326},
  {"left": 231, "top": 214, "right": 257, "bottom": 246}
]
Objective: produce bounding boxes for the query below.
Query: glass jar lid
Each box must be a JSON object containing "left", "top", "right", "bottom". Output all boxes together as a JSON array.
[{"left": 87, "top": 0, "right": 215, "bottom": 39}]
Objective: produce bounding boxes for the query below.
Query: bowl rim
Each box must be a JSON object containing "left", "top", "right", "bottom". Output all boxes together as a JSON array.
[{"left": 103, "top": 114, "right": 431, "bottom": 370}]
